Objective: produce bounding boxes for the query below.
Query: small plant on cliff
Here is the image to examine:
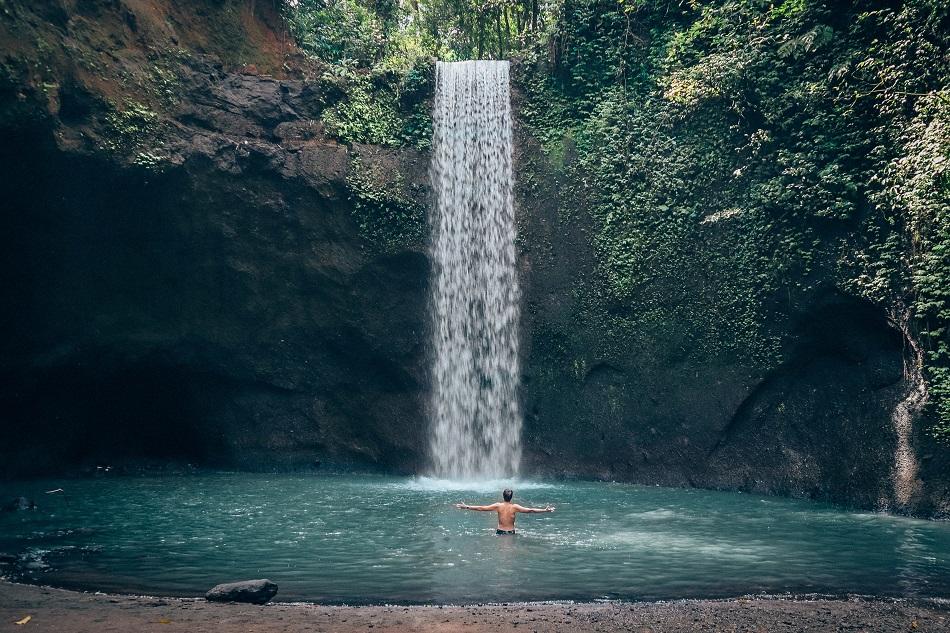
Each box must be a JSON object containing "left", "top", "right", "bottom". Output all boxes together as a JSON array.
[
  {"left": 132, "top": 150, "right": 167, "bottom": 171},
  {"left": 101, "top": 101, "right": 160, "bottom": 154}
]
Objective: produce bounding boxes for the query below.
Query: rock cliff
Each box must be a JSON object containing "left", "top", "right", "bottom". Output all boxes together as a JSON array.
[{"left": 0, "top": 0, "right": 429, "bottom": 475}]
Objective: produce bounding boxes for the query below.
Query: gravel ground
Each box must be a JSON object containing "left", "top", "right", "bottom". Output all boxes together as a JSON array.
[{"left": 1, "top": 581, "right": 948, "bottom": 632}]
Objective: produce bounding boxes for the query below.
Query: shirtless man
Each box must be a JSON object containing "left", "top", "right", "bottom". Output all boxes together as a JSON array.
[{"left": 455, "top": 488, "right": 555, "bottom": 534}]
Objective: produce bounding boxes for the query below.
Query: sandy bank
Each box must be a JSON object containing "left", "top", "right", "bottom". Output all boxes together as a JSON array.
[{"left": 0, "top": 581, "right": 947, "bottom": 632}]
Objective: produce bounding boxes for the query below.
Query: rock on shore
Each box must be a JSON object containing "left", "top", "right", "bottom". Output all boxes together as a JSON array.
[{"left": 206, "top": 579, "right": 278, "bottom": 604}]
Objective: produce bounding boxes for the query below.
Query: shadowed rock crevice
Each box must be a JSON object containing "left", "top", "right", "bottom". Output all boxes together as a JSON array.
[
  {"left": 701, "top": 293, "right": 906, "bottom": 505},
  {"left": 1, "top": 359, "right": 235, "bottom": 476}
]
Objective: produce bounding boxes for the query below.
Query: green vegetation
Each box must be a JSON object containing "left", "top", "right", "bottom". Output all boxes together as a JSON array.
[
  {"left": 282, "top": 0, "right": 950, "bottom": 439},
  {"left": 283, "top": 0, "right": 433, "bottom": 147},
  {"left": 347, "top": 154, "right": 427, "bottom": 251},
  {"left": 101, "top": 101, "right": 160, "bottom": 153},
  {"left": 100, "top": 100, "right": 170, "bottom": 170},
  {"left": 866, "top": 91, "right": 950, "bottom": 440},
  {"left": 282, "top": 0, "right": 547, "bottom": 146},
  {"left": 285, "top": 0, "right": 549, "bottom": 64},
  {"left": 516, "top": 0, "right": 949, "bottom": 436},
  {"left": 318, "top": 60, "right": 433, "bottom": 147}
]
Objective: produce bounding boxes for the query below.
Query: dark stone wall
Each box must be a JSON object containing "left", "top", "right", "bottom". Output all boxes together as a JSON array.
[{"left": 0, "top": 96, "right": 430, "bottom": 476}]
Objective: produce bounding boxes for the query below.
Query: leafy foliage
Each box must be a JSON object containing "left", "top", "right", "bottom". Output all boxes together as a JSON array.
[
  {"left": 319, "top": 60, "right": 433, "bottom": 146},
  {"left": 282, "top": 0, "right": 555, "bottom": 144},
  {"left": 285, "top": 0, "right": 388, "bottom": 66},
  {"left": 101, "top": 101, "right": 161, "bottom": 154},
  {"left": 282, "top": 0, "right": 950, "bottom": 439},
  {"left": 866, "top": 92, "right": 950, "bottom": 439},
  {"left": 517, "top": 0, "right": 950, "bottom": 436}
]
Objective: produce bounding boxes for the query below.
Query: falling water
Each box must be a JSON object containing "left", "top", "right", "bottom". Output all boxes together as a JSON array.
[
  {"left": 888, "top": 310, "right": 927, "bottom": 510},
  {"left": 428, "top": 60, "right": 522, "bottom": 480}
]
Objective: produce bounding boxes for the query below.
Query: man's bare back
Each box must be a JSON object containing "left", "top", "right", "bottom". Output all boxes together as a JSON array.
[{"left": 455, "top": 488, "right": 554, "bottom": 533}]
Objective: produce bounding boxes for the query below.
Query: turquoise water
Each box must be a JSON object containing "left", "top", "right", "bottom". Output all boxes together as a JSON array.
[{"left": 0, "top": 473, "right": 948, "bottom": 603}]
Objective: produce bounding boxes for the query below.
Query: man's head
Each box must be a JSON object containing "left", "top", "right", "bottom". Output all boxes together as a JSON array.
[{"left": 502, "top": 488, "right": 513, "bottom": 502}]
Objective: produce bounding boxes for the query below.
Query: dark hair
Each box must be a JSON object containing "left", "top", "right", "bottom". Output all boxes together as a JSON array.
[{"left": 502, "top": 488, "right": 513, "bottom": 502}]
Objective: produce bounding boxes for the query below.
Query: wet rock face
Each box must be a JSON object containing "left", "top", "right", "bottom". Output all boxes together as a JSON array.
[
  {"left": 699, "top": 294, "right": 905, "bottom": 506},
  {"left": 0, "top": 26, "right": 431, "bottom": 477},
  {"left": 518, "top": 284, "right": 907, "bottom": 504},
  {"left": 2, "top": 497, "right": 36, "bottom": 512}
]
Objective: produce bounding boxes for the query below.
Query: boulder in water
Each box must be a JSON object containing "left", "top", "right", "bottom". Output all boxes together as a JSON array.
[
  {"left": 205, "top": 579, "right": 278, "bottom": 604},
  {"left": 3, "top": 497, "right": 36, "bottom": 511}
]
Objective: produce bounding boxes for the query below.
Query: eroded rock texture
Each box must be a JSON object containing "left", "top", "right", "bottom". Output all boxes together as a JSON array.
[{"left": 0, "top": 0, "right": 429, "bottom": 475}]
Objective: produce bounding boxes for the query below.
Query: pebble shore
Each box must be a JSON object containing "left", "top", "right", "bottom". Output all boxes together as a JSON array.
[{"left": 2, "top": 581, "right": 949, "bottom": 632}]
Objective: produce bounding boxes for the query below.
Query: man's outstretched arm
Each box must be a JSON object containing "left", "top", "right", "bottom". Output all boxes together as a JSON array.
[
  {"left": 455, "top": 502, "right": 500, "bottom": 511},
  {"left": 513, "top": 504, "right": 555, "bottom": 513}
]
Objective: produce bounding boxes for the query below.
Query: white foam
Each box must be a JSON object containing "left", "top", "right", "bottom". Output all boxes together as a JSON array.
[
  {"left": 600, "top": 530, "right": 773, "bottom": 561},
  {"left": 628, "top": 509, "right": 678, "bottom": 519},
  {"left": 389, "top": 476, "right": 557, "bottom": 493}
]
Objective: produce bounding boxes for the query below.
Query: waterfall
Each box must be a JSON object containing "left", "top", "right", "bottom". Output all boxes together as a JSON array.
[
  {"left": 428, "top": 60, "right": 522, "bottom": 480},
  {"left": 889, "top": 310, "right": 927, "bottom": 510}
]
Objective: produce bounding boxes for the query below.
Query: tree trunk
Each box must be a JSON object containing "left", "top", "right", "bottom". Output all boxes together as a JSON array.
[
  {"left": 495, "top": 8, "right": 504, "bottom": 58},
  {"left": 477, "top": 12, "right": 485, "bottom": 59}
]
